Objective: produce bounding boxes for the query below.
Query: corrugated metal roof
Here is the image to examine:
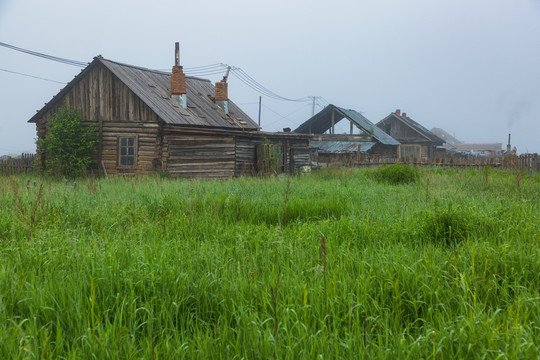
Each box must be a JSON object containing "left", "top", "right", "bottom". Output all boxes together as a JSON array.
[
  {"left": 29, "top": 56, "right": 258, "bottom": 131},
  {"left": 311, "top": 141, "right": 376, "bottom": 152},
  {"left": 293, "top": 105, "right": 400, "bottom": 146}
]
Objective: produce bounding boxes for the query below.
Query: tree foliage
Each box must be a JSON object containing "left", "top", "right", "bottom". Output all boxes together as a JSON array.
[{"left": 37, "top": 106, "right": 98, "bottom": 177}]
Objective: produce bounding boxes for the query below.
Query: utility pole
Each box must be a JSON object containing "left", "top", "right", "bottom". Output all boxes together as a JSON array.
[
  {"left": 258, "top": 96, "right": 262, "bottom": 128},
  {"left": 310, "top": 96, "right": 317, "bottom": 117}
]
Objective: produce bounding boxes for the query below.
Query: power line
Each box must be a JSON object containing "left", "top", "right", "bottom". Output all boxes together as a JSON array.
[
  {"left": 1, "top": 41, "right": 322, "bottom": 107},
  {"left": 0, "top": 41, "right": 88, "bottom": 67},
  {"left": 156, "top": 63, "right": 227, "bottom": 74},
  {"left": 185, "top": 69, "right": 228, "bottom": 77},
  {"left": 262, "top": 103, "right": 310, "bottom": 126},
  {"left": 319, "top": 97, "right": 331, "bottom": 107},
  {"left": 185, "top": 63, "right": 226, "bottom": 71},
  {"left": 0, "top": 68, "right": 66, "bottom": 84},
  {"left": 230, "top": 66, "right": 310, "bottom": 102}
]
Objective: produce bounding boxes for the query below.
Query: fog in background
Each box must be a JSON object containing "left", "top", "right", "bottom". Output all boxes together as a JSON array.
[{"left": 1, "top": 0, "right": 539, "bottom": 155}]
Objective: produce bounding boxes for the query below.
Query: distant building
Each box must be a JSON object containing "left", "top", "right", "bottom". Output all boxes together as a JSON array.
[
  {"left": 294, "top": 105, "right": 400, "bottom": 164},
  {"left": 377, "top": 110, "right": 444, "bottom": 162},
  {"left": 431, "top": 128, "right": 502, "bottom": 157}
]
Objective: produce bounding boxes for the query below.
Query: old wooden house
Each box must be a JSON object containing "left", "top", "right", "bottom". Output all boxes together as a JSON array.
[
  {"left": 376, "top": 109, "right": 444, "bottom": 162},
  {"left": 293, "top": 105, "right": 400, "bottom": 164},
  {"left": 29, "top": 44, "right": 310, "bottom": 178}
]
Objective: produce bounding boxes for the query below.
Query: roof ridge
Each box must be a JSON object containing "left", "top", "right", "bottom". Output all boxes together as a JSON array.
[
  {"left": 97, "top": 56, "right": 211, "bottom": 82},
  {"left": 97, "top": 56, "right": 169, "bottom": 75}
]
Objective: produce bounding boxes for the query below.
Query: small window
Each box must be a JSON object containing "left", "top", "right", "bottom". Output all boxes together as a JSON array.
[{"left": 119, "top": 137, "right": 136, "bottom": 167}]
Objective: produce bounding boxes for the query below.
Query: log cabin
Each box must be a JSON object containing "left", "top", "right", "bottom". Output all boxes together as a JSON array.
[{"left": 29, "top": 44, "right": 310, "bottom": 178}]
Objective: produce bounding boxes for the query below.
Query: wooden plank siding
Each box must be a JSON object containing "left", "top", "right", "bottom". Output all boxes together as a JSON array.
[
  {"left": 290, "top": 146, "right": 311, "bottom": 171},
  {"left": 235, "top": 137, "right": 259, "bottom": 176},
  {"left": 162, "top": 131, "right": 311, "bottom": 178},
  {"left": 267, "top": 136, "right": 311, "bottom": 173},
  {"left": 163, "top": 133, "right": 236, "bottom": 178},
  {"left": 33, "top": 63, "right": 161, "bottom": 175}
]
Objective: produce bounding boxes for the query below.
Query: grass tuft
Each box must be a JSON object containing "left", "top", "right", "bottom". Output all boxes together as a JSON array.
[{"left": 371, "top": 163, "right": 420, "bottom": 185}]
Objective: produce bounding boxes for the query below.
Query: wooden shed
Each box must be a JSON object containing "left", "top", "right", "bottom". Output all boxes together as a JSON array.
[
  {"left": 376, "top": 110, "right": 444, "bottom": 162},
  {"left": 29, "top": 50, "right": 310, "bottom": 178}
]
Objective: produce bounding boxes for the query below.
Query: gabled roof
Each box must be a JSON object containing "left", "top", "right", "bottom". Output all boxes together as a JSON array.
[
  {"left": 29, "top": 56, "right": 259, "bottom": 130},
  {"left": 377, "top": 112, "right": 444, "bottom": 145},
  {"left": 293, "top": 105, "right": 400, "bottom": 146}
]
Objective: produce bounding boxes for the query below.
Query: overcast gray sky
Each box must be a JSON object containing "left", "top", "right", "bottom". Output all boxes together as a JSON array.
[{"left": 1, "top": 0, "right": 539, "bottom": 155}]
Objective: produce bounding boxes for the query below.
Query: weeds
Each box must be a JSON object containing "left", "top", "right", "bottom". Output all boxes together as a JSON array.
[
  {"left": 0, "top": 169, "right": 538, "bottom": 359},
  {"left": 271, "top": 268, "right": 281, "bottom": 339},
  {"left": 483, "top": 165, "right": 489, "bottom": 190},
  {"left": 424, "top": 169, "right": 430, "bottom": 202},
  {"left": 12, "top": 182, "right": 49, "bottom": 240},
  {"left": 515, "top": 168, "right": 525, "bottom": 198},
  {"left": 319, "top": 230, "right": 328, "bottom": 322},
  {"left": 371, "top": 163, "right": 420, "bottom": 185},
  {"left": 281, "top": 175, "right": 291, "bottom": 226}
]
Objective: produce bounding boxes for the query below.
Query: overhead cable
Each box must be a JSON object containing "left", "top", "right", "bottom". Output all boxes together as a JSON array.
[
  {"left": 0, "top": 68, "right": 66, "bottom": 84},
  {"left": 1, "top": 41, "right": 319, "bottom": 106},
  {"left": 261, "top": 104, "right": 310, "bottom": 126},
  {"left": 230, "top": 66, "right": 310, "bottom": 102},
  {"left": 0, "top": 41, "right": 87, "bottom": 67}
]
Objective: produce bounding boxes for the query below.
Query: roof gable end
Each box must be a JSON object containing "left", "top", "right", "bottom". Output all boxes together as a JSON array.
[{"left": 294, "top": 104, "right": 399, "bottom": 145}]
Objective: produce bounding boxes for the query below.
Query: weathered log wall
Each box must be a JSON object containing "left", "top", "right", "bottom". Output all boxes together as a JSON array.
[
  {"left": 163, "top": 131, "right": 311, "bottom": 178},
  {"left": 33, "top": 63, "right": 160, "bottom": 175},
  {"left": 163, "top": 132, "right": 236, "bottom": 178},
  {"left": 235, "top": 137, "right": 258, "bottom": 176}
]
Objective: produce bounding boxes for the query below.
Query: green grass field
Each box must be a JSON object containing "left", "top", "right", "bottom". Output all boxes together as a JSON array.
[{"left": 0, "top": 167, "right": 539, "bottom": 359}]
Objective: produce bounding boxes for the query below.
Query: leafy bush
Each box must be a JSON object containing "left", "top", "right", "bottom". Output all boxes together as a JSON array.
[
  {"left": 36, "top": 106, "right": 98, "bottom": 177},
  {"left": 371, "top": 163, "right": 420, "bottom": 185}
]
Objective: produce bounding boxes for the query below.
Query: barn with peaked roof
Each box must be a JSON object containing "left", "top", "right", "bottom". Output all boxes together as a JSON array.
[{"left": 29, "top": 46, "right": 310, "bottom": 177}]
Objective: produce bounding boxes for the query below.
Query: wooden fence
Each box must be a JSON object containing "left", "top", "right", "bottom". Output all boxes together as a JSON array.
[
  {"left": 0, "top": 153, "right": 36, "bottom": 176},
  {"left": 316, "top": 153, "right": 540, "bottom": 172},
  {"left": 1, "top": 152, "right": 538, "bottom": 177}
]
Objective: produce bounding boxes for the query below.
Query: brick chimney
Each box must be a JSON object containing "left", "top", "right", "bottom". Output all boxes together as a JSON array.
[
  {"left": 395, "top": 109, "right": 401, "bottom": 116},
  {"left": 215, "top": 76, "right": 229, "bottom": 114},
  {"left": 215, "top": 66, "right": 231, "bottom": 115},
  {"left": 402, "top": 112, "right": 407, "bottom": 118},
  {"left": 171, "top": 42, "right": 187, "bottom": 109}
]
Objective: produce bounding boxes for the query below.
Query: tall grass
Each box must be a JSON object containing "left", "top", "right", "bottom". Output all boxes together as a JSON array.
[{"left": 0, "top": 167, "right": 538, "bottom": 358}]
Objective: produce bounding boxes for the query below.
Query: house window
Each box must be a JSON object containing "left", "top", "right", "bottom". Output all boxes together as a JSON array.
[
  {"left": 399, "top": 144, "right": 421, "bottom": 161},
  {"left": 119, "top": 137, "right": 136, "bottom": 166}
]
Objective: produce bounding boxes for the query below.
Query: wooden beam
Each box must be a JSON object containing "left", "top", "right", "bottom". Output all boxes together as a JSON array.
[{"left": 331, "top": 109, "right": 335, "bottom": 135}]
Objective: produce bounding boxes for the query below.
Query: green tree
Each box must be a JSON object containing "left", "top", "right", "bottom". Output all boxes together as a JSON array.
[{"left": 37, "top": 106, "right": 98, "bottom": 177}]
